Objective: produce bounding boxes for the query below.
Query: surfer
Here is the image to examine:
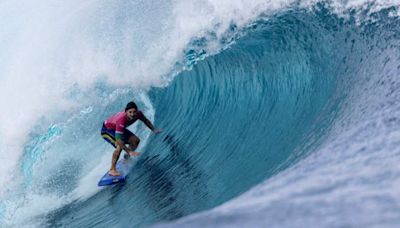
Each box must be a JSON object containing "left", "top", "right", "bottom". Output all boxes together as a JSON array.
[{"left": 101, "top": 101, "right": 162, "bottom": 176}]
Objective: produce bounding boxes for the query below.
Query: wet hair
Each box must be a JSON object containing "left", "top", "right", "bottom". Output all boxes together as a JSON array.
[{"left": 125, "top": 101, "right": 138, "bottom": 111}]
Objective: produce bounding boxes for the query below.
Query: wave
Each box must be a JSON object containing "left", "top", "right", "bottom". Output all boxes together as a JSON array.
[
  {"left": 153, "top": 3, "right": 400, "bottom": 228},
  {"left": 1, "top": 0, "right": 400, "bottom": 227}
]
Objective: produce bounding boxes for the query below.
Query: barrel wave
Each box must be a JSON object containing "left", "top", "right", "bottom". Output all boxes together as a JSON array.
[
  {"left": 1, "top": 1, "right": 400, "bottom": 228},
  {"left": 38, "top": 10, "right": 336, "bottom": 227}
]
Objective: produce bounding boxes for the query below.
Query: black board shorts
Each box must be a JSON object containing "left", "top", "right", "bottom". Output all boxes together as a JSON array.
[{"left": 101, "top": 124, "right": 134, "bottom": 148}]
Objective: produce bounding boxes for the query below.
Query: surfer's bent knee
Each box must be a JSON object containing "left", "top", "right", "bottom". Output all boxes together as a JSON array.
[{"left": 131, "top": 135, "right": 140, "bottom": 145}]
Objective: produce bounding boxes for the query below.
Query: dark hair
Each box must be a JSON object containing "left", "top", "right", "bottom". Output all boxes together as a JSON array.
[{"left": 125, "top": 101, "right": 138, "bottom": 111}]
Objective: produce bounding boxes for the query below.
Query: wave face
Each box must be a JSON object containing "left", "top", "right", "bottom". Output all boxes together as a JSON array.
[
  {"left": 1, "top": 1, "right": 400, "bottom": 227},
  {"left": 154, "top": 5, "right": 400, "bottom": 228}
]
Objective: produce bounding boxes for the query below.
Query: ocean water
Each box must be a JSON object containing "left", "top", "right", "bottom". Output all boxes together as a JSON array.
[{"left": 1, "top": 0, "right": 400, "bottom": 227}]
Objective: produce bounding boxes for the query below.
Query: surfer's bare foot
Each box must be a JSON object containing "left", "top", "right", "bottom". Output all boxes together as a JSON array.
[
  {"left": 109, "top": 169, "right": 121, "bottom": 176},
  {"left": 129, "top": 151, "right": 140, "bottom": 157}
]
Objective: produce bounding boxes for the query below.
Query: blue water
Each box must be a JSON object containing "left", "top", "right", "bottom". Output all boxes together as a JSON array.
[{"left": 1, "top": 1, "right": 400, "bottom": 227}]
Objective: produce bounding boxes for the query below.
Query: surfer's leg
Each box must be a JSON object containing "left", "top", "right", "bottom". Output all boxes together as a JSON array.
[
  {"left": 109, "top": 146, "right": 122, "bottom": 176},
  {"left": 123, "top": 129, "right": 140, "bottom": 156},
  {"left": 125, "top": 135, "right": 140, "bottom": 157},
  {"left": 101, "top": 126, "right": 122, "bottom": 175},
  {"left": 128, "top": 134, "right": 140, "bottom": 151}
]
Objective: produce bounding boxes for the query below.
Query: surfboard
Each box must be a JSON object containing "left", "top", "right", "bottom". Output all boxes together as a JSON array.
[{"left": 98, "top": 155, "right": 133, "bottom": 186}]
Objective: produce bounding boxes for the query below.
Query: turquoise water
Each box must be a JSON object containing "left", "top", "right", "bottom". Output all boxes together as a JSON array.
[{"left": 1, "top": 1, "right": 400, "bottom": 227}]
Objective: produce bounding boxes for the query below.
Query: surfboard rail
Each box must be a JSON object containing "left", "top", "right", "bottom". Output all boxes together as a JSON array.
[{"left": 98, "top": 157, "right": 133, "bottom": 186}]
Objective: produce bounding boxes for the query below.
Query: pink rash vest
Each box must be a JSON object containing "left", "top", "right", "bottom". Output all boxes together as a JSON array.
[{"left": 104, "top": 111, "right": 146, "bottom": 139}]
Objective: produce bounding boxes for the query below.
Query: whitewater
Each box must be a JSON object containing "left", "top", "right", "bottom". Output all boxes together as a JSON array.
[{"left": 1, "top": 0, "right": 400, "bottom": 227}]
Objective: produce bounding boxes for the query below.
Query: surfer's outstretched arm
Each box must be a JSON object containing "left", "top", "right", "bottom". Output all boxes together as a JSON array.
[{"left": 141, "top": 116, "right": 163, "bottom": 134}]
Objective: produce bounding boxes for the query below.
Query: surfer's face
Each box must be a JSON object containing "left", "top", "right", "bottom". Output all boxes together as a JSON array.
[{"left": 126, "top": 108, "right": 137, "bottom": 120}]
